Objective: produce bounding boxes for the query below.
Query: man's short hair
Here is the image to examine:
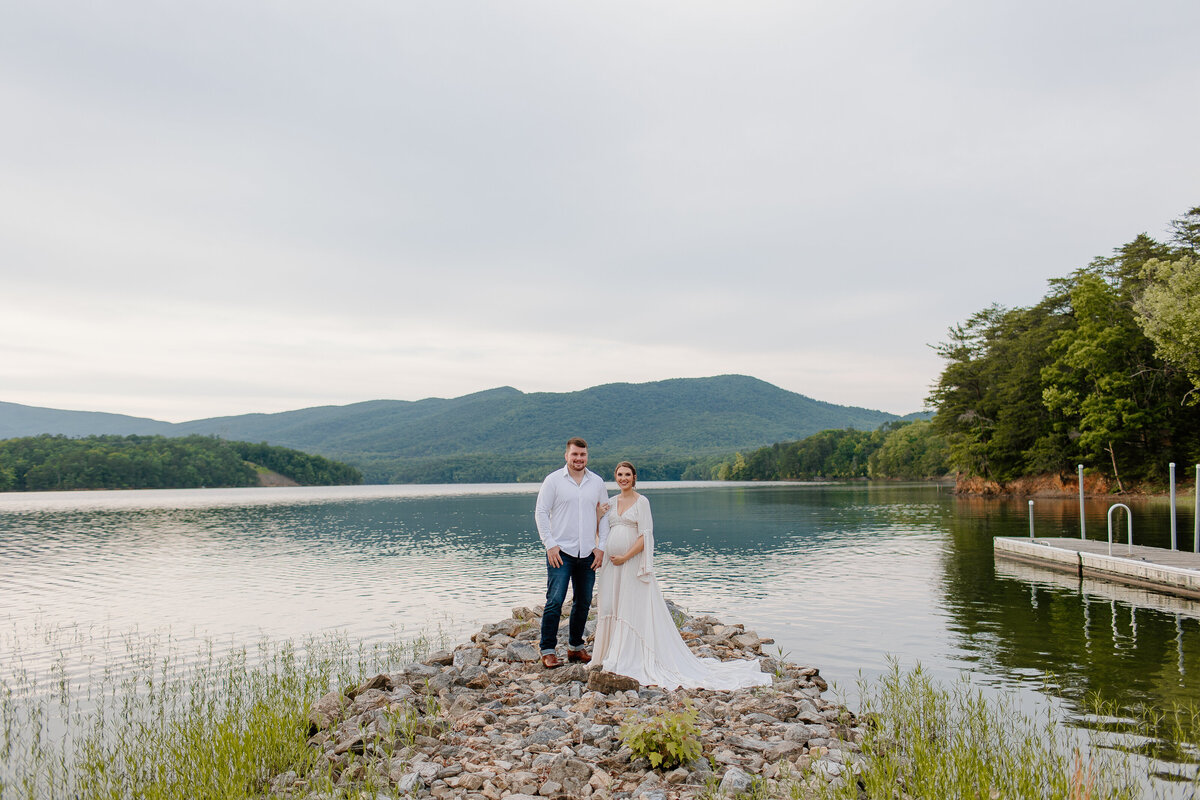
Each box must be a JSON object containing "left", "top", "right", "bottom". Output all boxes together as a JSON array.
[{"left": 566, "top": 437, "right": 588, "bottom": 450}]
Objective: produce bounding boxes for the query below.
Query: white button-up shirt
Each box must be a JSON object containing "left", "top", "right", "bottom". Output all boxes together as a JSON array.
[{"left": 535, "top": 466, "right": 611, "bottom": 557}]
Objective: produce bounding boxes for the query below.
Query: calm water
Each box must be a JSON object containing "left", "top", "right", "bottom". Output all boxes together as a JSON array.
[{"left": 3, "top": 481, "right": 1200, "bottom": 780}]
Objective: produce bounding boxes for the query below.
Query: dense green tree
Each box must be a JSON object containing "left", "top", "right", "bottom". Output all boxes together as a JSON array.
[
  {"left": 1041, "top": 272, "right": 1171, "bottom": 489},
  {"left": 927, "top": 298, "right": 1071, "bottom": 482},
  {"left": 1135, "top": 255, "right": 1200, "bottom": 396},
  {"left": 928, "top": 204, "right": 1200, "bottom": 488},
  {"left": 868, "top": 420, "right": 949, "bottom": 479},
  {"left": 713, "top": 421, "right": 943, "bottom": 481}
]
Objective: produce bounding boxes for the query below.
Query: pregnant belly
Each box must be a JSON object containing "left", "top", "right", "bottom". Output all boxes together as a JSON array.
[{"left": 606, "top": 524, "right": 638, "bottom": 553}]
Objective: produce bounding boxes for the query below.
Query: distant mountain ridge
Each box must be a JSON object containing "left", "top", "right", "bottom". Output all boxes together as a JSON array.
[{"left": 0, "top": 376, "right": 918, "bottom": 482}]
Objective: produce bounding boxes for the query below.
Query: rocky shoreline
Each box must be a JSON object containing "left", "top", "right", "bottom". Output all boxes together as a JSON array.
[{"left": 272, "top": 602, "right": 867, "bottom": 799}]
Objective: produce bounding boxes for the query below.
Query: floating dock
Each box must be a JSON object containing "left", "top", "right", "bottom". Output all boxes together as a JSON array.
[{"left": 994, "top": 537, "right": 1200, "bottom": 600}]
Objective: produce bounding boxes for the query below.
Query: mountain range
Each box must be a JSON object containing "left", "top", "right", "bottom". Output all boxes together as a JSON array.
[{"left": 0, "top": 375, "right": 921, "bottom": 482}]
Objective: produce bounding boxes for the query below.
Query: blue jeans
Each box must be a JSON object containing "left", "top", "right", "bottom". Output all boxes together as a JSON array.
[{"left": 540, "top": 551, "right": 596, "bottom": 654}]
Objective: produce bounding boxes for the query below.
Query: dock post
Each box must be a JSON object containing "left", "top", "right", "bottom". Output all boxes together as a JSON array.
[
  {"left": 1171, "top": 462, "right": 1177, "bottom": 550},
  {"left": 1194, "top": 463, "right": 1199, "bottom": 553},
  {"left": 1078, "top": 464, "right": 1086, "bottom": 539},
  {"left": 1028, "top": 500, "right": 1034, "bottom": 538}
]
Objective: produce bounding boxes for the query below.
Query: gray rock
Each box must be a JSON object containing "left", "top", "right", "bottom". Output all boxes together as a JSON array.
[
  {"left": 581, "top": 723, "right": 614, "bottom": 743},
  {"left": 348, "top": 673, "right": 392, "bottom": 698},
  {"left": 427, "top": 670, "right": 456, "bottom": 693},
  {"left": 783, "top": 722, "right": 829, "bottom": 743},
  {"left": 453, "top": 647, "right": 483, "bottom": 669},
  {"left": 547, "top": 754, "right": 593, "bottom": 796},
  {"left": 524, "top": 727, "right": 567, "bottom": 745},
  {"left": 269, "top": 770, "right": 298, "bottom": 791},
  {"left": 413, "top": 762, "right": 440, "bottom": 781},
  {"left": 393, "top": 772, "right": 421, "bottom": 794},
  {"left": 308, "top": 690, "right": 347, "bottom": 732},
  {"left": 765, "top": 741, "right": 804, "bottom": 760},
  {"left": 349, "top": 688, "right": 391, "bottom": 715},
  {"left": 398, "top": 661, "right": 439, "bottom": 678},
  {"left": 718, "top": 766, "right": 754, "bottom": 795},
  {"left": 741, "top": 712, "right": 781, "bottom": 725},
  {"left": 550, "top": 663, "right": 589, "bottom": 684},
  {"left": 768, "top": 700, "right": 800, "bottom": 721},
  {"left": 575, "top": 743, "right": 604, "bottom": 761},
  {"left": 422, "top": 650, "right": 454, "bottom": 667},
  {"left": 461, "top": 665, "right": 491, "bottom": 689},
  {"left": 505, "top": 642, "right": 541, "bottom": 662},
  {"left": 483, "top": 618, "right": 524, "bottom": 637},
  {"left": 726, "top": 734, "right": 770, "bottom": 753},
  {"left": 632, "top": 772, "right": 665, "bottom": 798},
  {"left": 587, "top": 670, "right": 640, "bottom": 694},
  {"left": 733, "top": 634, "right": 761, "bottom": 650},
  {"left": 530, "top": 753, "right": 558, "bottom": 770},
  {"left": 512, "top": 606, "right": 539, "bottom": 620}
]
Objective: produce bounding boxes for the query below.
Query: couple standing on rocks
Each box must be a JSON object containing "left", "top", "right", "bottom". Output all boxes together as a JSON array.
[{"left": 534, "top": 437, "right": 770, "bottom": 691}]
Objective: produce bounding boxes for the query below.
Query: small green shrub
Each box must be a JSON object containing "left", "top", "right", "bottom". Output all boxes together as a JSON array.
[{"left": 618, "top": 702, "right": 703, "bottom": 769}]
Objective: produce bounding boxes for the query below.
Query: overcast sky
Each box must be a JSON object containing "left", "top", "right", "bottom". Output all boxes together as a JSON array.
[{"left": 3, "top": 1, "right": 1198, "bottom": 422}]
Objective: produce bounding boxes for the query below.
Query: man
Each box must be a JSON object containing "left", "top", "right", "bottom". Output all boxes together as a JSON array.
[{"left": 534, "top": 437, "right": 610, "bottom": 668}]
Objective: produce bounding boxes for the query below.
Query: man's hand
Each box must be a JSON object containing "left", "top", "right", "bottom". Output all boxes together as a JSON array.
[
  {"left": 547, "top": 546, "right": 563, "bottom": 568},
  {"left": 591, "top": 548, "right": 604, "bottom": 569}
]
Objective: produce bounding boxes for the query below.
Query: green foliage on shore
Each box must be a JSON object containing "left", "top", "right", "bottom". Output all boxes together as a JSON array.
[
  {"left": 226, "top": 441, "right": 362, "bottom": 487},
  {"left": 362, "top": 452, "right": 729, "bottom": 484},
  {"left": 619, "top": 703, "right": 703, "bottom": 769},
  {"left": 818, "top": 660, "right": 1142, "bottom": 800},
  {"left": 2, "top": 621, "right": 441, "bottom": 800},
  {"left": 0, "top": 434, "right": 362, "bottom": 492},
  {"left": 714, "top": 420, "right": 948, "bottom": 481},
  {"left": 928, "top": 205, "right": 1200, "bottom": 487}
]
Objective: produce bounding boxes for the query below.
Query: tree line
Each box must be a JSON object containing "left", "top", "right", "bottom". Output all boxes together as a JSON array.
[
  {"left": 928, "top": 205, "right": 1200, "bottom": 489},
  {"left": 0, "top": 435, "right": 362, "bottom": 492},
  {"left": 714, "top": 420, "right": 949, "bottom": 481}
]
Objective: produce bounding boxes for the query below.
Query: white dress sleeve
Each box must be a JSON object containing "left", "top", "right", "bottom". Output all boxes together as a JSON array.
[{"left": 636, "top": 494, "right": 654, "bottom": 583}]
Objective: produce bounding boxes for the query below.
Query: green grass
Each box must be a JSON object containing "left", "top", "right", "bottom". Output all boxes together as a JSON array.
[
  {"left": 6, "top": 623, "right": 1197, "bottom": 800},
  {"left": 811, "top": 659, "right": 1146, "bottom": 800},
  {"left": 0, "top": 620, "right": 445, "bottom": 800}
]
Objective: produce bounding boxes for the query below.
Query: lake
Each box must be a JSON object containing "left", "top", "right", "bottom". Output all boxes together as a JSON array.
[{"left": 3, "top": 480, "right": 1200, "bottom": 789}]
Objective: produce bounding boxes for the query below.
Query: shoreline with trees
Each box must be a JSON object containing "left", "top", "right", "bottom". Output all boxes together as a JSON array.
[{"left": 0, "top": 434, "right": 363, "bottom": 492}]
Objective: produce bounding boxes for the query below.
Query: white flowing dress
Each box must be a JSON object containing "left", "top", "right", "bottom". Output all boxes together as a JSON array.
[{"left": 592, "top": 493, "right": 771, "bottom": 690}]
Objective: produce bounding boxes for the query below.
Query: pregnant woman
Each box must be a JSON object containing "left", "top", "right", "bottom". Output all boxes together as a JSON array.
[{"left": 591, "top": 461, "right": 770, "bottom": 690}]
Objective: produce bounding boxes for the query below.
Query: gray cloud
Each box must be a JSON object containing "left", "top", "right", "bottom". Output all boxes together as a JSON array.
[{"left": 2, "top": 1, "right": 1198, "bottom": 420}]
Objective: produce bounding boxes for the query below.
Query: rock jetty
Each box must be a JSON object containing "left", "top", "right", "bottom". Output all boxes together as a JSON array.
[{"left": 273, "top": 602, "right": 867, "bottom": 799}]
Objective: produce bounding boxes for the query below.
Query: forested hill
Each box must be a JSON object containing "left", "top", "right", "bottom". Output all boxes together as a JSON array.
[
  {"left": 0, "top": 435, "right": 363, "bottom": 492},
  {"left": 0, "top": 376, "right": 905, "bottom": 483}
]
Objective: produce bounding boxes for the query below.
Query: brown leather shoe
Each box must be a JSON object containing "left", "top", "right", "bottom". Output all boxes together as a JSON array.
[
  {"left": 541, "top": 653, "right": 562, "bottom": 669},
  {"left": 566, "top": 649, "right": 592, "bottom": 664}
]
